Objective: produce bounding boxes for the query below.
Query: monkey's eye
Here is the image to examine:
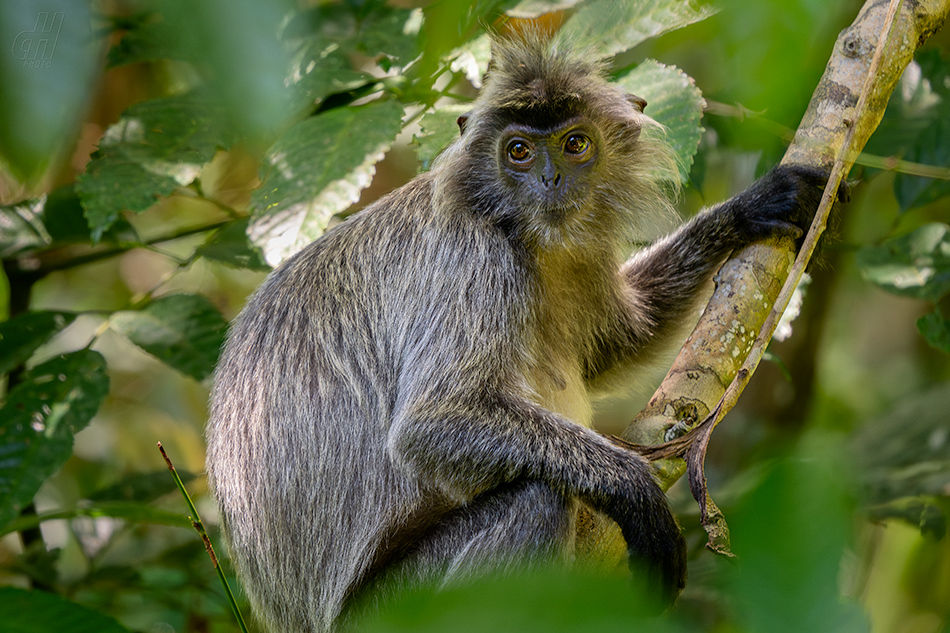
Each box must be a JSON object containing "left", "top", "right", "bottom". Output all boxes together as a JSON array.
[
  {"left": 506, "top": 140, "right": 534, "bottom": 165},
  {"left": 564, "top": 134, "right": 592, "bottom": 157}
]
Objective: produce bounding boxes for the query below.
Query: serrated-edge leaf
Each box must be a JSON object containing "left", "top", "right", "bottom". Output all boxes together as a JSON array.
[
  {"left": 0, "top": 586, "right": 133, "bottom": 633},
  {"left": 77, "top": 151, "right": 179, "bottom": 241},
  {"left": 413, "top": 104, "right": 470, "bottom": 171},
  {"left": 614, "top": 60, "right": 705, "bottom": 183},
  {"left": 110, "top": 294, "right": 227, "bottom": 381},
  {"left": 559, "top": 0, "right": 717, "bottom": 58},
  {"left": 0, "top": 350, "right": 110, "bottom": 530},
  {"left": 249, "top": 100, "right": 404, "bottom": 266},
  {"left": 0, "top": 310, "right": 77, "bottom": 375}
]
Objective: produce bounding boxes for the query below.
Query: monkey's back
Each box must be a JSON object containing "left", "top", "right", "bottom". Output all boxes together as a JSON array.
[{"left": 206, "top": 173, "right": 533, "bottom": 632}]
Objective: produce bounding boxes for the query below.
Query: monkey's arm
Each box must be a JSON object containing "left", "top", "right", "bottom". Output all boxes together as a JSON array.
[
  {"left": 619, "top": 165, "right": 828, "bottom": 358},
  {"left": 388, "top": 390, "right": 687, "bottom": 606}
]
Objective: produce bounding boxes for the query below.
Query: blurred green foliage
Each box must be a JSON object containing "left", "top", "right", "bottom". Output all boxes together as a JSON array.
[{"left": 0, "top": 0, "right": 948, "bottom": 631}]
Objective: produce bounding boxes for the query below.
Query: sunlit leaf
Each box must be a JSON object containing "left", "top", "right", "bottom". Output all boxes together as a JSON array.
[
  {"left": 0, "top": 310, "right": 76, "bottom": 375},
  {"left": 614, "top": 60, "right": 705, "bottom": 183},
  {"left": 0, "top": 350, "right": 110, "bottom": 530},
  {"left": 855, "top": 223, "right": 950, "bottom": 303},
  {"left": 249, "top": 99, "right": 404, "bottom": 266},
  {"left": 110, "top": 294, "right": 227, "bottom": 381},
  {"left": 0, "top": 586, "right": 132, "bottom": 633},
  {"left": 559, "top": 0, "right": 716, "bottom": 58}
]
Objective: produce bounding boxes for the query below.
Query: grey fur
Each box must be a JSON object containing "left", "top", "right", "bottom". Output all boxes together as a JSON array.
[{"left": 207, "top": 33, "right": 828, "bottom": 633}]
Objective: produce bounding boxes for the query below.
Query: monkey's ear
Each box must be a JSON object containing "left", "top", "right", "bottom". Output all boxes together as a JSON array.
[
  {"left": 626, "top": 94, "right": 648, "bottom": 113},
  {"left": 457, "top": 113, "right": 470, "bottom": 135}
]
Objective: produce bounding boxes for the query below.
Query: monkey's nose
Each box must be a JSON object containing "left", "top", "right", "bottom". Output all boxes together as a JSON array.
[{"left": 540, "top": 172, "right": 562, "bottom": 189}]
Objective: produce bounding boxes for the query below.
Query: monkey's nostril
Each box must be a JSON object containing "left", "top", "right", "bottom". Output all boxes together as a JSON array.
[{"left": 554, "top": 174, "right": 562, "bottom": 188}]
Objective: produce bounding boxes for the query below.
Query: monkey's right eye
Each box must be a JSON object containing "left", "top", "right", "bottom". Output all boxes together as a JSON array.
[{"left": 506, "top": 140, "right": 534, "bottom": 165}]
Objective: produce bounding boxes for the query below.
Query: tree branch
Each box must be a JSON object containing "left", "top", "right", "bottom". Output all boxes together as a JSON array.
[{"left": 576, "top": 0, "right": 950, "bottom": 564}]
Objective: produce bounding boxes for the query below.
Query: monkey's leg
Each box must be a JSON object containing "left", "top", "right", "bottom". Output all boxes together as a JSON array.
[
  {"left": 422, "top": 479, "right": 577, "bottom": 585},
  {"left": 353, "top": 480, "right": 575, "bottom": 605}
]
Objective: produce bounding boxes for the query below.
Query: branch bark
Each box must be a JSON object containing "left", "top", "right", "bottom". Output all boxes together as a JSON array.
[{"left": 576, "top": 0, "right": 950, "bottom": 564}]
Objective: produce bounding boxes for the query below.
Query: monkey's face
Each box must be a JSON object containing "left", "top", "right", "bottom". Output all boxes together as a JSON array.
[{"left": 496, "top": 118, "right": 603, "bottom": 225}]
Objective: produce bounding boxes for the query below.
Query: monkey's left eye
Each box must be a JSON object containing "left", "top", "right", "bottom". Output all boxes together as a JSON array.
[{"left": 564, "top": 134, "right": 592, "bottom": 157}]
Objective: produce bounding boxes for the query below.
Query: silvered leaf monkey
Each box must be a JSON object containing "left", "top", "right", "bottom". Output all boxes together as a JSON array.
[{"left": 207, "top": 32, "right": 829, "bottom": 633}]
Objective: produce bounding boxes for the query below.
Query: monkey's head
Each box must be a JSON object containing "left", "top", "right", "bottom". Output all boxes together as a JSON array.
[{"left": 434, "top": 32, "right": 679, "bottom": 252}]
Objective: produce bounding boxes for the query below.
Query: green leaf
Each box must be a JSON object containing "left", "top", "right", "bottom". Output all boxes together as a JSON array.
[
  {"left": 0, "top": 350, "right": 110, "bottom": 530},
  {"left": 413, "top": 104, "right": 470, "bottom": 171},
  {"left": 855, "top": 223, "right": 950, "bottom": 303},
  {"left": 0, "top": 1, "right": 100, "bottom": 181},
  {"left": 249, "top": 99, "right": 405, "bottom": 266},
  {"left": 917, "top": 310, "right": 950, "bottom": 353},
  {"left": 77, "top": 151, "right": 178, "bottom": 241},
  {"left": 77, "top": 92, "right": 235, "bottom": 241},
  {"left": 110, "top": 294, "right": 227, "bottom": 381},
  {"left": 865, "top": 50, "right": 950, "bottom": 212},
  {"left": 614, "top": 60, "right": 705, "bottom": 183},
  {"left": 559, "top": 0, "right": 716, "bottom": 58},
  {"left": 0, "top": 311, "right": 77, "bottom": 375},
  {"left": 0, "top": 587, "right": 133, "bottom": 633},
  {"left": 195, "top": 218, "right": 271, "bottom": 271}
]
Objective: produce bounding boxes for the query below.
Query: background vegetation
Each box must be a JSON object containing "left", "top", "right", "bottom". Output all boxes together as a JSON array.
[{"left": 0, "top": 0, "right": 948, "bottom": 632}]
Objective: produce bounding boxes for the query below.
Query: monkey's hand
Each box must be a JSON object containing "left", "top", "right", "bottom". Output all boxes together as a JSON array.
[
  {"left": 727, "top": 164, "right": 846, "bottom": 248},
  {"left": 614, "top": 474, "right": 688, "bottom": 612}
]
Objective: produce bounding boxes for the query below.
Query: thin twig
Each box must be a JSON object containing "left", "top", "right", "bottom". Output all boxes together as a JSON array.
[{"left": 158, "top": 442, "right": 249, "bottom": 633}]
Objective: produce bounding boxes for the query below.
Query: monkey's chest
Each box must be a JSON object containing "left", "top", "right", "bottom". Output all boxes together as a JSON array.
[{"left": 522, "top": 356, "right": 593, "bottom": 428}]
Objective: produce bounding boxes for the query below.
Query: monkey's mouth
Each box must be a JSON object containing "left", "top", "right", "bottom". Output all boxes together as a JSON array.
[{"left": 538, "top": 202, "right": 576, "bottom": 226}]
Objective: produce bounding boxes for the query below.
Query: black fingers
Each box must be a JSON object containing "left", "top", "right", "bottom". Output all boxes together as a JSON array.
[{"left": 731, "top": 164, "right": 844, "bottom": 248}]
